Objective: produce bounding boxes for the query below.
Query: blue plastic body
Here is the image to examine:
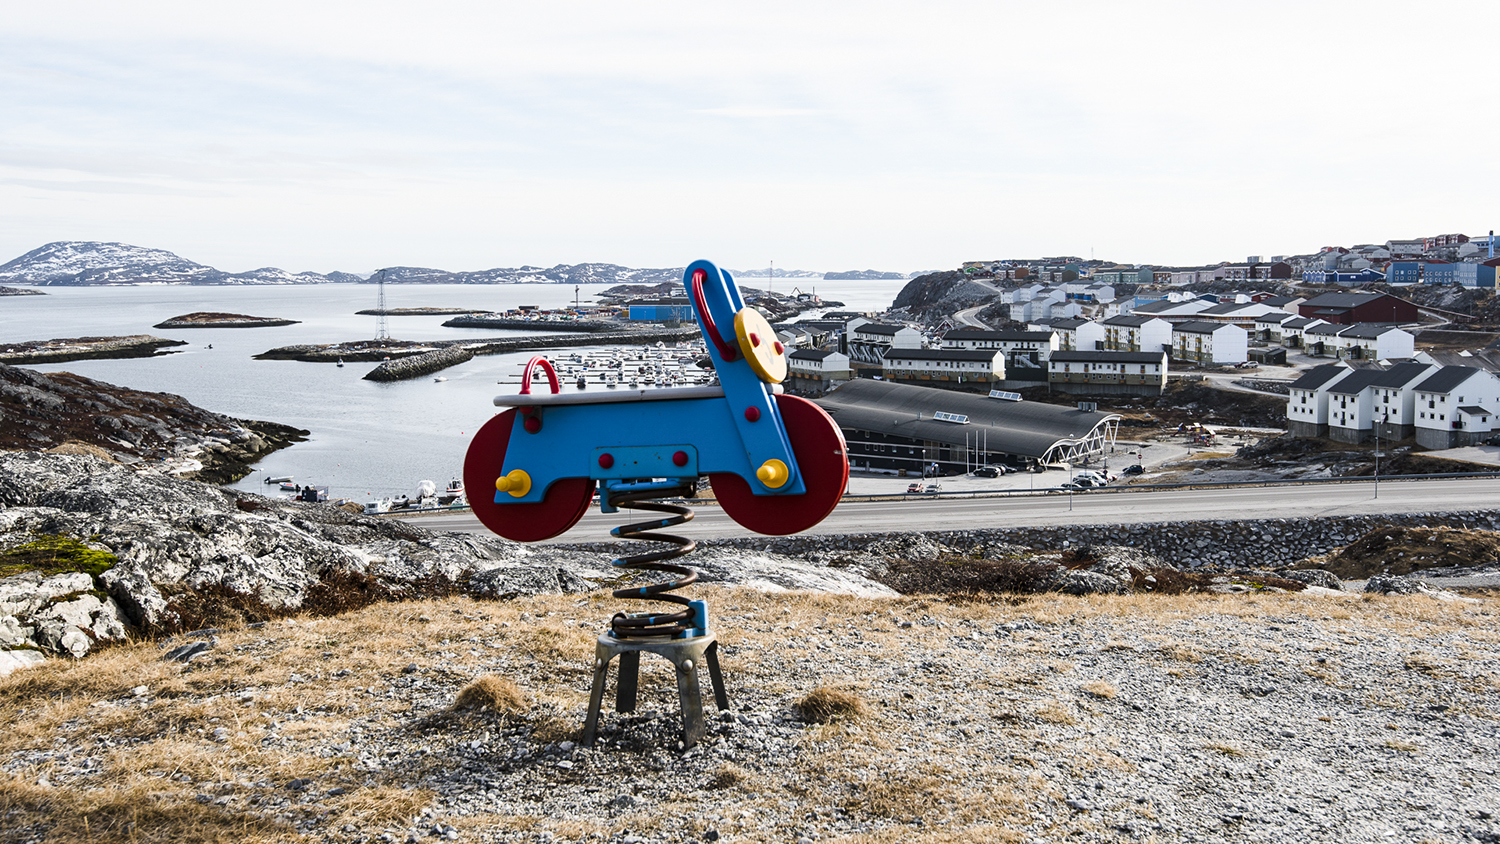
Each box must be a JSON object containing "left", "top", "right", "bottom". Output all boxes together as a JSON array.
[{"left": 490, "top": 261, "right": 804, "bottom": 505}]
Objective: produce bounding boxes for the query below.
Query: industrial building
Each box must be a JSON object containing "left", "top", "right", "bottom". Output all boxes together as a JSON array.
[{"left": 813, "top": 379, "right": 1121, "bottom": 476}]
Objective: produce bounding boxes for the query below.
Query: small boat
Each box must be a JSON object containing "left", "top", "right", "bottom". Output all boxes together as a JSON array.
[
  {"left": 280, "top": 482, "right": 299, "bottom": 491},
  {"left": 434, "top": 376, "right": 447, "bottom": 382},
  {"left": 437, "top": 478, "right": 466, "bottom": 505},
  {"left": 336, "top": 359, "right": 344, "bottom": 368},
  {"left": 577, "top": 375, "right": 587, "bottom": 389},
  {"left": 265, "top": 475, "right": 292, "bottom": 484},
  {"left": 363, "top": 497, "right": 394, "bottom": 515}
]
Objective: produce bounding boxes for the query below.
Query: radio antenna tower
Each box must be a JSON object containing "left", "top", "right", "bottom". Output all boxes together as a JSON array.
[{"left": 375, "top": 268, "right": 389, "bottom": 340}]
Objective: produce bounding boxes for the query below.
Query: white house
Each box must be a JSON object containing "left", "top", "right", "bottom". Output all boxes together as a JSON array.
[
  {"left": 787, "top": 348, "right": 852, "bottom": 392},
  {"left": 940, "top": 329, "right": 1059, "bottom": 367},
  {"left": 1047, "top": 350, "right": 1168, "bottom": 395},
  {"left": 1041, "top": 317, "right": 1106, "bottom": 352},
  {"left": 881, "top": 348, "right": 1006, "bottom": 385},
  {"left": 1286, "top": 363, "right": 1356, "bottom": 437},
  {"left": 1325, "top": 368, "right": 1397, "bottom": 444},
  {"left": 1368, "top": 362, "right": 1441, "bottom": 441},
  {"left": 1196, "top": 301, "right": 1288, "bottom": 328},
  {"left": 848, "top": 322, "right": 922, "bottom": 365},
  {"left": 1170, "top": 321, "right": 1248, "bottom": 365},
  {"left": 1101, "top": 314, "right": 1173, "bottom": 353},
  {"left": 1253, "top": 312, "right": 1296, "bottom": 343},
  {"left": 1131, "top": 298, "right": 1213, "bottom": 323},
  {"left": 1303, "top": 323, "right": 1415, "bottom": 360},
  {"left": 1279, "top": 317, "right": 1328, "bottom": 349},
  {"left": 1412, "top": 366, "right": 1500, "bottom": 449},
  {"left": 1335, "top": 324, "right": 1416, "bottom": 361}
]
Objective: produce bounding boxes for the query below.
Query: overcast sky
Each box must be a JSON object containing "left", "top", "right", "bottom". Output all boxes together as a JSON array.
[{"left": 2, "top": 1, "right": 1493, "bottom": 275}]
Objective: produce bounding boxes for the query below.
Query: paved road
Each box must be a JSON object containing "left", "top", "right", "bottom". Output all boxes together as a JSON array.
[{"left": 396, "top": 476, "right": 1500, "bottom": 542}]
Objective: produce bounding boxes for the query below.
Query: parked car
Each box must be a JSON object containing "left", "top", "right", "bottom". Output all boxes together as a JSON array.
[
  {"left": 1052, "top": 480, "right": 1092, "bottom": 493},
  {"left": 973, "top": 466, "right": 1000, "bottom": 478},
  {"left": 1122, "top": 464, "right": 1145, "bottom": 476},
  {"left": 906, "top": 483, "right": 925, "bottom": 494},
  {"left": 924, "top": 484, "right": 942, "bottom": 494}
]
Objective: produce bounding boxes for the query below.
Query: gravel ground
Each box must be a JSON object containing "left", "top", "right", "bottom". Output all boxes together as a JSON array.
[{"left": 6, "top": 587, "right": 1497, "bottom": 844}]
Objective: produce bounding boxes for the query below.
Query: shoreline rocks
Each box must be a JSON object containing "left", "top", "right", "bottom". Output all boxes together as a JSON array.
[{"left": 0, "top": 362, "right": 306, "bottom": 484}]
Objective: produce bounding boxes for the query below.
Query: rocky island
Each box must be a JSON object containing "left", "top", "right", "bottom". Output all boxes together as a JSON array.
[
  {"left": 0, "top": 362, "right": 306, "bottom": 483},
  {"left": 152, "top": 311, "right": 300, "bottom": 329},
  {"left": 0, "top": 334, "right": 187, "bottom": 365},
  {"left": 0, "top": 285, "right": 43, "bottom": 296}
]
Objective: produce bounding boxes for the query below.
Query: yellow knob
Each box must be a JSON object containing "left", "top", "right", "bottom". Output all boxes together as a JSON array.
[
  {"left": 756, "top": 459, "right": 790, "bottom": 489},
  {"left": 494, "top": 469, "right": 532, "bottom": 498}
]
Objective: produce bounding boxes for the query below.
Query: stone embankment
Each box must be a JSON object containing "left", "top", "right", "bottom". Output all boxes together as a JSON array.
[
  {"left": 355, "top": 307, "right": 474, "bottom": 316},
  {"left": 256, "top": 328, "right": 702, "bottom": 374},
  {"left": 0, "top": 334, "right": 186, "bottom": 365},
  {"left": 363, "top": 346, "right": 475, "bottom": 381},
  {"left": 441, "top": 315, "right": 622, "bottom": 332}
]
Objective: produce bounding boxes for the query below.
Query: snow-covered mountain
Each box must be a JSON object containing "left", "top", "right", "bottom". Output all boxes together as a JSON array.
[
  {"left": 0, "top": 241, "right": 865, "bottom": 286},
  {"left": 0, "top": 242, "right": 344, "bottom": 286}
]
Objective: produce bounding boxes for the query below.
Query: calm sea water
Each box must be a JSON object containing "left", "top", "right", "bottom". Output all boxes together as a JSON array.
[{"left": 2, "top": 279, "right": 907, "bottom": 501}]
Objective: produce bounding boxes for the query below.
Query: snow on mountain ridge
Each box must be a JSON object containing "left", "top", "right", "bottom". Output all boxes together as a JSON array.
[{"left": 0, "top": 242, "right": 857, "bottom": 286}]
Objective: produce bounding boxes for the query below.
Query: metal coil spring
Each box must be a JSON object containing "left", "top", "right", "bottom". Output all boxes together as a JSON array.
[{"left": 606, "top": 482, "right": 703, "bottom": 639}]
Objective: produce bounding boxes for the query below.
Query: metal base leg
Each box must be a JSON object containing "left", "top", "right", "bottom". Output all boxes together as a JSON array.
[{"left": 581, "top": 633, "right": 729, "bottom": 749}]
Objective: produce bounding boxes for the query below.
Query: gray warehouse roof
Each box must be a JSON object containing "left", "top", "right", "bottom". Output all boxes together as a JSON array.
[{"left": 813, "top": 379, "right": 1120, "bottom": 460}]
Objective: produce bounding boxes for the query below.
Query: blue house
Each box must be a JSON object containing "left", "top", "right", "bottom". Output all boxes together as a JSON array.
[
  {"left": 1389, "top": 261, "right": 1423, "bottom": 284},
  {"left": 1455, "top": 263, "right": 1498, "bottom": 288},
  {"left": 628, "top": 300, "right": 694, "bottom": 322},
  {"left": 1303, "top": 268, "right": 1386, "bottom": 284},
  {"left": 1424, "top": 263, "right": 1456, "bottom": 286}
]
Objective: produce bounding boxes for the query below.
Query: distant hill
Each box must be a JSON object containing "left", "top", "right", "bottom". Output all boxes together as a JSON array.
[
  {"left": 0, "top": 242, "right": 340, "bottom": 286},
  {"left": 823, "top": 269, "right": 907, "bottom": 280},
  {"left": 0, "top": 241, "right": 910, "bottom": 287}
]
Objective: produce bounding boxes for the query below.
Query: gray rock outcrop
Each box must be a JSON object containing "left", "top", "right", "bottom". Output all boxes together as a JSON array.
[{"left": 0, "top": 452, "right": 891, "bottom": 672}]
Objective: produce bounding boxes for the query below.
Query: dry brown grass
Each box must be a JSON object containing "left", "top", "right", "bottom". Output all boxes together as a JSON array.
[
  {"left": 794, "top": 685, "right": 869, "bottom": 724},
  {"left": 2, "top": 585, "right": 1497, "bottom": 843},
  {"left": 1033, "top": 698, "right": 1078, "bottom": 725},
  {"left": 1080, "top": 680, "right": 1117, "bottom": 699},
  {"left": 0, "top": 775, "right": 295, "bottom": 844},
  {"left": 452, "top": 676, "right": 529, "bottom": 715}
]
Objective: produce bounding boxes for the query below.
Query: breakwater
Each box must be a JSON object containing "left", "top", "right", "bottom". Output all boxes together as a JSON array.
[
  {"left": 363, "top": 346, "right": 475, "bottom": 381},
  {"left": 442, "top": 315, "right": 621, "bottom": 332},
  {"left": 256, "top": 327, "right": 702, "bottom": 369}
]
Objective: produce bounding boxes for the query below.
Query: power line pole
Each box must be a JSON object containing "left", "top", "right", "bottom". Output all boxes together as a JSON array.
[{"left": 376, "top": 269, "right": 389, "bottom": 341}]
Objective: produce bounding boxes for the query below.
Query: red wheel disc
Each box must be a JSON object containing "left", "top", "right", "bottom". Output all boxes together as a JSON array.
[
  {"left": 464, "top": 409, "right": 594, "bottom": 542},
  {"left": 710, "top": 395, "right": 848, "bottom": 535}
]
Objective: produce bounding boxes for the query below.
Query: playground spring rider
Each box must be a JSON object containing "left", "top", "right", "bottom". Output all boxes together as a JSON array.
[{"left": 462, "top": 259, "right": 849, "bottom": 746}]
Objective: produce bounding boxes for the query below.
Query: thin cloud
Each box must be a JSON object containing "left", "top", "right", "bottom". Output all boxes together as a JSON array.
[{"left": 694, "top": 107, "right": 820, "bottom": 119}]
